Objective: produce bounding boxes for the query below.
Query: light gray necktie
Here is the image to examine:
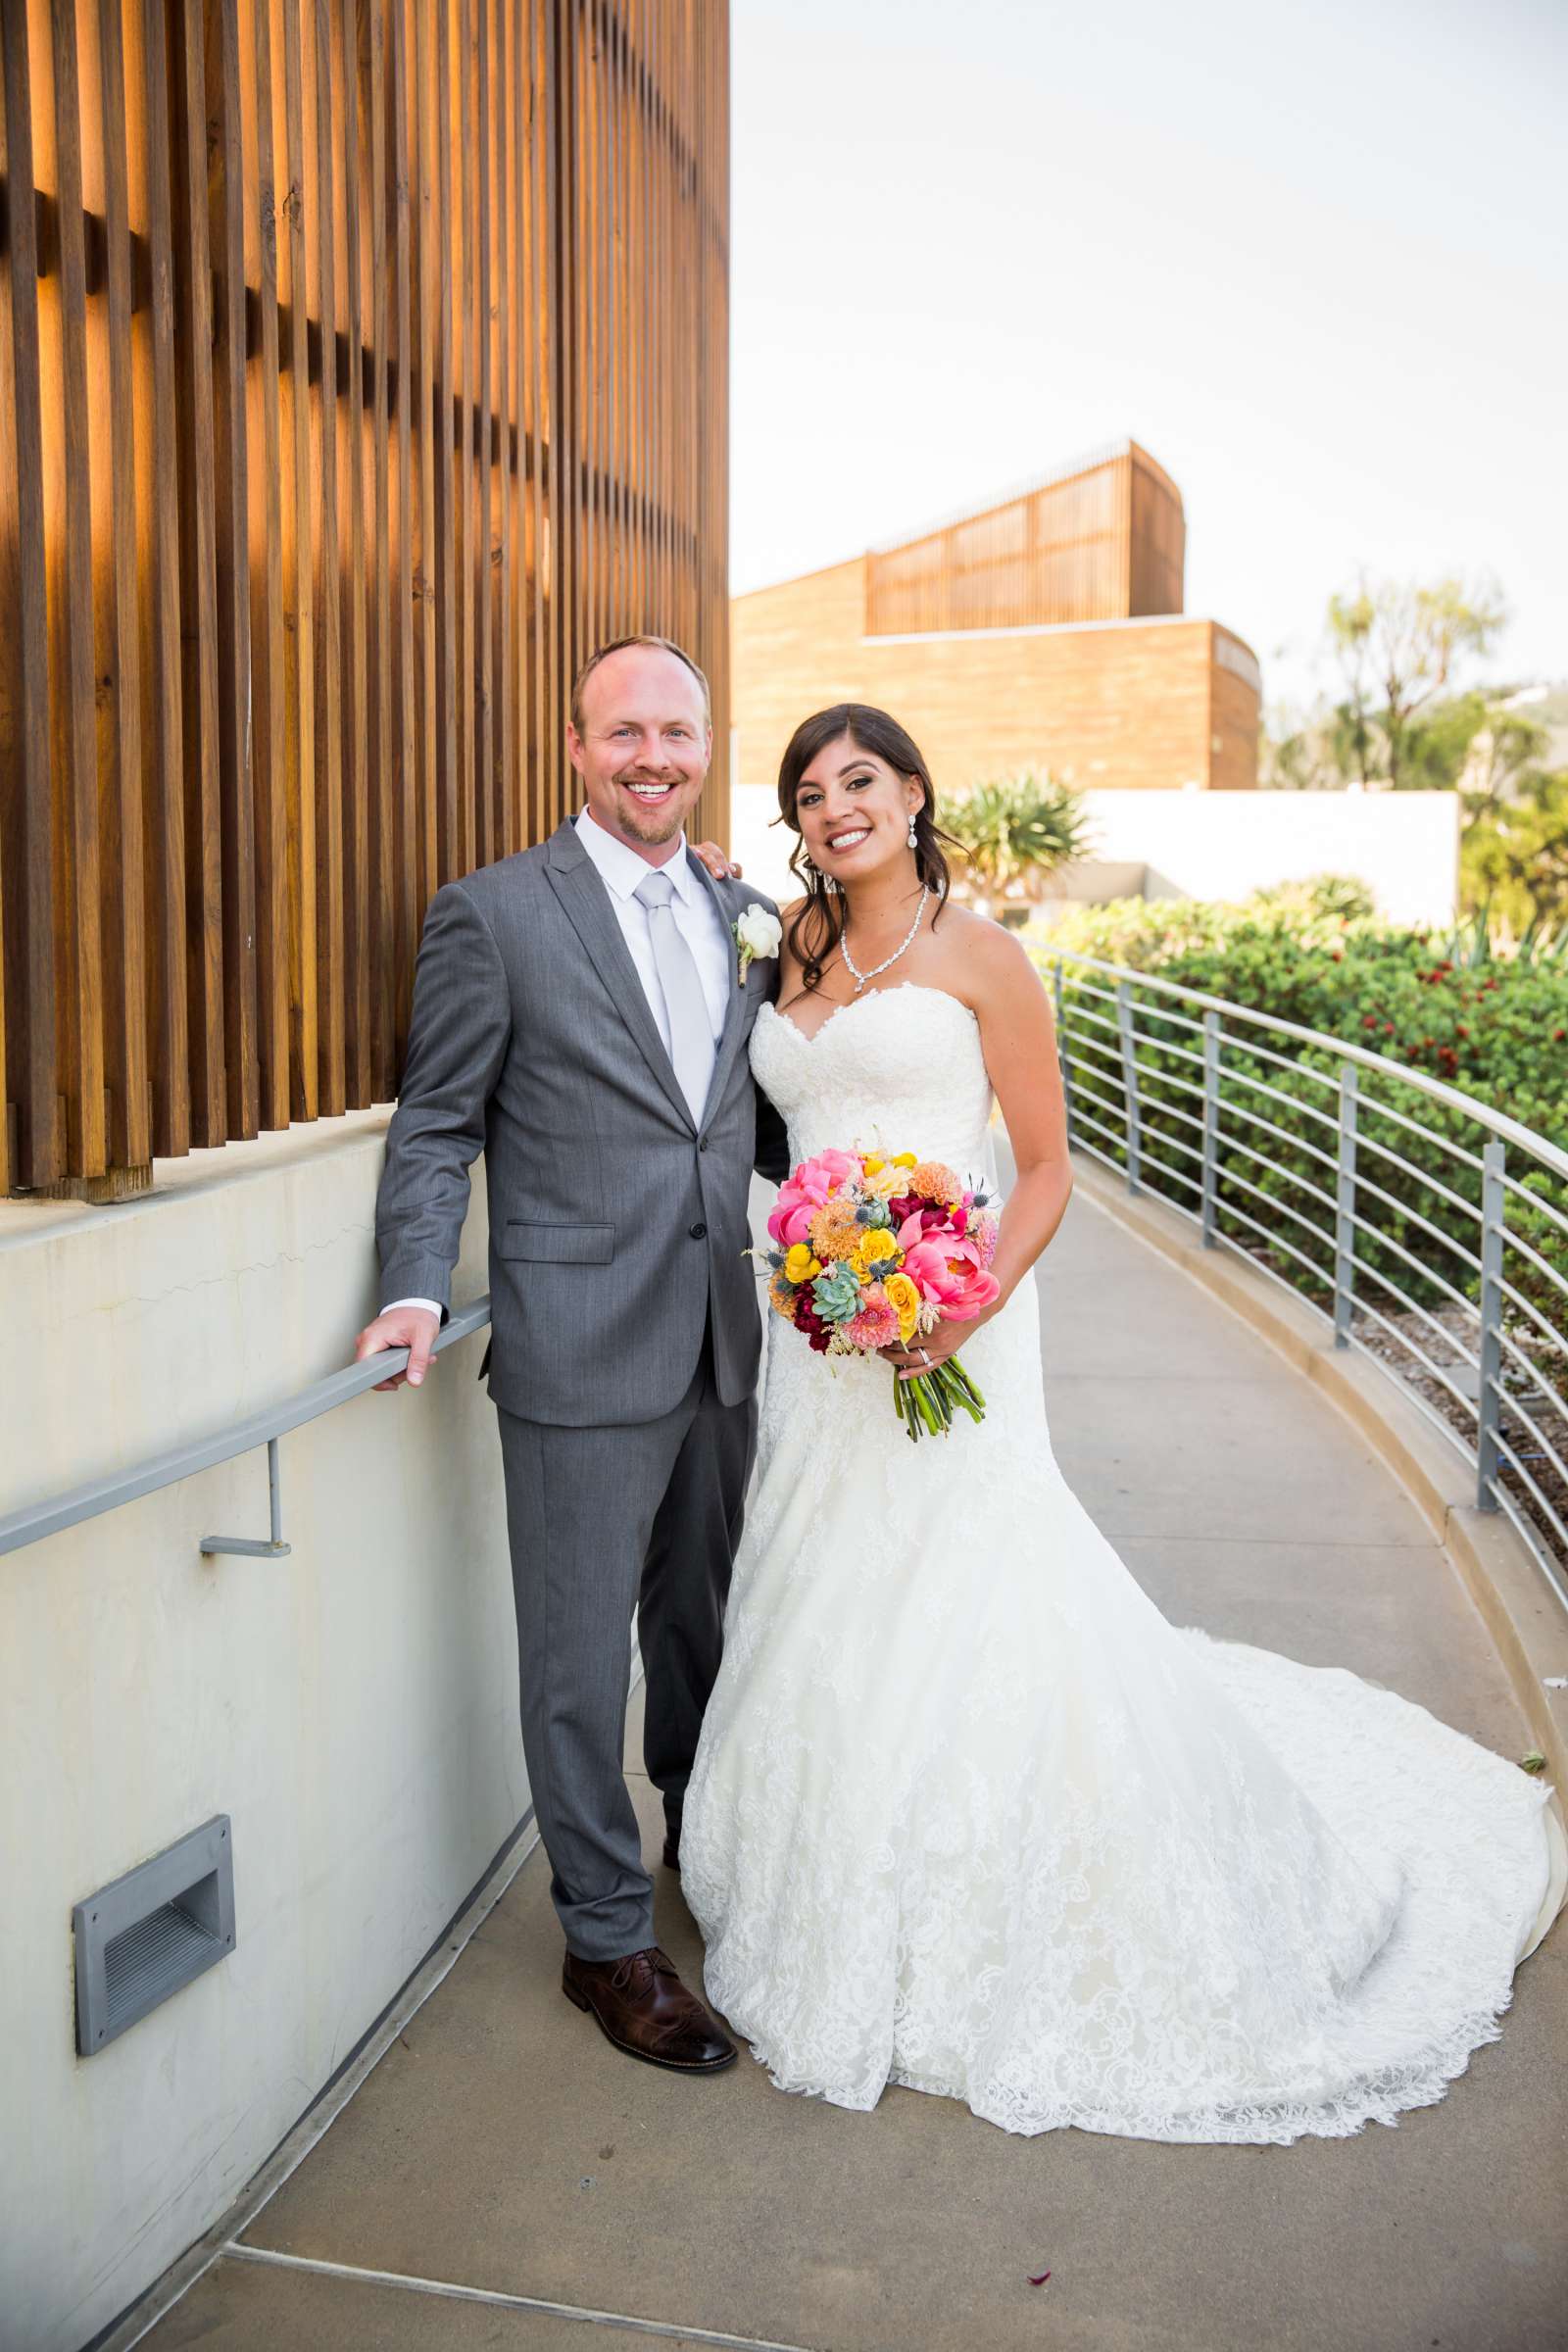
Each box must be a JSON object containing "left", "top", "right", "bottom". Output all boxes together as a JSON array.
[{"left": 634, "top": 869, "right": 717, "bottom": 1122}]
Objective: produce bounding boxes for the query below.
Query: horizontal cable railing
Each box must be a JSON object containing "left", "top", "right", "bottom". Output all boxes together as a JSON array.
[
  {"left": 0, "top": 1302, "right": 491, "bottom": 1559},
  {"left": 1048, "top": 950, "right": 1568, "bottom": 1614}
]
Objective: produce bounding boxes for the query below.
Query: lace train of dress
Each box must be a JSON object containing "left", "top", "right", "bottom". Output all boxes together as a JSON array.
[{"left": 680, "top": 984, "right": 1567, "bottom": 2144}]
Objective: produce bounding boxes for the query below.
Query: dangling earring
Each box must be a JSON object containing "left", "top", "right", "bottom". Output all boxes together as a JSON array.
[
  {"left": 805, "top": 854, "right": 838, "bottom": 898},
  {"left": 906, "top": 811, "right": 919, "bottom": 850}
]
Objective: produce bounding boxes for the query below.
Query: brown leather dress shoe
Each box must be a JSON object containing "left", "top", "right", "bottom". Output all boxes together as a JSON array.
[{"left": 562, "top": 1945, "right": 736, "bottom": 2073}]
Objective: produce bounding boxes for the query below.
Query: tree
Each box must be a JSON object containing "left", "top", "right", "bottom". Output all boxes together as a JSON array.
[
  {"left": 1456, "top": 702, "right": 1549, "bottom": 809},
  {"left": 1326, "top": 573, "right": 1508, "bottom": 786},
  {"left": 1461, "top": 767, "right": 1568, "bottom": 955},
  {"left": 1257, "top": 702, "right": 1342, "bottom": 790},
  {"left": 945, "top": 772, "right": 1094, "bottom": 917}
]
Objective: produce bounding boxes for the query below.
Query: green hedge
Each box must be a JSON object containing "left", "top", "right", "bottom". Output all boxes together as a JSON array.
[{"left": 1031, "top": 885, "right": 1568, "bottom": 1350}]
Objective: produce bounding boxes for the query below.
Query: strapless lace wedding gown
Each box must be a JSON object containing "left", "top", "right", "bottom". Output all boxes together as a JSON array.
[{"left": 680, "top": 984, "right": 1565, "bottom": 2143}]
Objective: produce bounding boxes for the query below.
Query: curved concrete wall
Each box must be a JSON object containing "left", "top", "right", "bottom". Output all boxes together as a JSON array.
[{"left": 0, "top": 1117, "right": 524, "bottom": 2352}]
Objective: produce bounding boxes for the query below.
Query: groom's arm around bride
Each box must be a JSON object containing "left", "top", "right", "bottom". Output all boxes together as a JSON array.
[{"left": 354, "top": 635, "right": 785, "bottom": 2077}]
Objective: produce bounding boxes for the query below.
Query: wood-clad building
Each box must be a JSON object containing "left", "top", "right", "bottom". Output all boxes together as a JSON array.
[
  {"left": 0, "top": 0, "right": 729, "bottom": 1200},
  {"left": 733, "top": 440, "right": 1260, "bottom": 808}
]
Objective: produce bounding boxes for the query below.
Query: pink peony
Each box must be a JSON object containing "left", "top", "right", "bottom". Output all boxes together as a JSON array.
[
  {"left": 767, "top": 1149, "right": 859, "bottom": 1250},
  {"left": 900, "top": 1232, "right": 1002, "bottom": 1322}
]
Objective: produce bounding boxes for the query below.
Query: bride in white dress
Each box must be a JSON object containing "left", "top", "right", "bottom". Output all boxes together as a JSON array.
[{"left": 681, "top": 702, "right": 1566, "bottom": 2145}]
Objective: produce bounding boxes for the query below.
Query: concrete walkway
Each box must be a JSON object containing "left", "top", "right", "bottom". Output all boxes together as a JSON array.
[{"left": 145, "top": 1187, "right": 1567, "bottom": 2352}]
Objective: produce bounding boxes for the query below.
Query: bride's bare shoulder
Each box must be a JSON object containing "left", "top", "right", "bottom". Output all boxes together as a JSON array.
[{"left": 935, "top": 904, "right": 1049, "bottom": 1013}]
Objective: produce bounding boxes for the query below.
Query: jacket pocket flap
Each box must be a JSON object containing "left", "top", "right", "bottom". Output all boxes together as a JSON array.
[{"left": 501, "top": 1220, "right": 614, "bottom": 1264}]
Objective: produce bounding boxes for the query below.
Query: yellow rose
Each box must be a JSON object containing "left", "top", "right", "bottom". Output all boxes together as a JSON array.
[
  {"left": 883, "top": 1271, "right": 921, "bottom": 1344},
  {"left": 856, "top": 1228, "right": 898, "bottom": 1270},
  {"left": 784, "top": 1244, "right": 822, "bottom": 1285}
]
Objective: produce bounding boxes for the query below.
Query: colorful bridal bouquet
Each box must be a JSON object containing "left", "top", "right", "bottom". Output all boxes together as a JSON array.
[{"left": 760, "top": 1147, "right": 1001, "bottom": 1440}]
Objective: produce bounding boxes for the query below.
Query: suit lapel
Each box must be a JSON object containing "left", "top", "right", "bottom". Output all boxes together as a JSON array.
[
  {"left": 689, "top": 856, "right": 750, "bottom": 1122},
  {"left": 544, "top": 819, "right": 695, "bottom": 1133}
]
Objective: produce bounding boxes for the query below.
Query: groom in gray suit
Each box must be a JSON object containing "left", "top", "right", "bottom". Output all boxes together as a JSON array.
[{"left": 357, "top": 636, "right": 789, "bottom": 2074}]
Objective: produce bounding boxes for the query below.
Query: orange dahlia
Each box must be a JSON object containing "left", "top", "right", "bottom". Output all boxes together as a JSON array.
[
  {"left": 908, "top": 1159, "right": 960, "bottom": 1204},
  {"left": 808, "top": 1200, "right": 864, "bottom": 1262}
]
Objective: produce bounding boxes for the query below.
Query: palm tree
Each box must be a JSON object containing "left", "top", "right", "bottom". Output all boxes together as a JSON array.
[{"left": 945, "top": 772, "right": 1094, "bottom": 922}]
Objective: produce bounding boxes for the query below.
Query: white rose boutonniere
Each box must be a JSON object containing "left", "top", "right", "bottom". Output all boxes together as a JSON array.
[{"left": 733, "top": 903, "right": 783, "bottom": 985}]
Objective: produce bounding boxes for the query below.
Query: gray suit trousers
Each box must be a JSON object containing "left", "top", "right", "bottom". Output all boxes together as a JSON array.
[{"left": 495, "top": 1322, "right": 757, "bottom": 1960}]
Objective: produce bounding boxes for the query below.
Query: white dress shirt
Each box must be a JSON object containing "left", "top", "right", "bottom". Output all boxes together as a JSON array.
[{"left": 383, "top": 808, "right": 734, "bottom": 1322}]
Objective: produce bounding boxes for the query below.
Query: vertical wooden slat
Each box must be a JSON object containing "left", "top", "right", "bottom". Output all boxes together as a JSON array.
[
  {"left": 471, "top": 0, "right": 492, "bottom": 871},
  {"left": 86, "top": 0, "right": 150, "bottom": 1173},
  {"left": 495, "top": 0, "right": 516, "bottom": 860},
  {"left": 0, "top": 0, "right": 56, "bottom": 1185},
  {"left": 363, "top": 0, "right": 396, "bottom": 1100},
  {"left": 334, "top": 0, "right": 368, "bottom": 1106},
  {"left": 124, "top": 0, "right": 189, "bottom": 1160},
  {"left": 241, "top": 0, "right": 289, "bottom": 1131},
  {"left": 276, "top": 0, "right": 318, "bottom": 1122},
  {"left": 308, "top": 0, "right": 344, "bottom": 1111},
  {"left": 387, "top": 0, "right": 417, "bottom": 1059},
  {"left": 167, "top": 0, "right": 225, "bottom": 1144},
  {"left": 533, "top": 0, "right": 553, "bottom": 838},
  {"left": 432, "top": 0, "right": 457, "bottom": 882},
  {"left": 40, "top": 0, "right": 106, "bottom": 1173},
  {"left": 553, "top": 0, "right": 575, "bottom": 801},
  {"left": 206, "top": 0, "right": 259, "bottom": 1140},
  {"left": 408, "top": 0, "right": 437, "bottom": 921},
  {"left": 456, "top": 0, "right": 477, "bottom": 877},
  {"left": 514, "top": 0, "right": 539, "bottom": 846}
]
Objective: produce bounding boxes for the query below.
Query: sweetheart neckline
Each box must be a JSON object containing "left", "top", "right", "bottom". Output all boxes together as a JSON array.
[{"left": 761, "top": 980, "right": 981, "bottom": 1049}]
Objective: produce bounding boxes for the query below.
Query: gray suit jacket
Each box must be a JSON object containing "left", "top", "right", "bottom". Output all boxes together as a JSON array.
[{"left": 374, "top": 818, "right": 791, "bottom": 1427}]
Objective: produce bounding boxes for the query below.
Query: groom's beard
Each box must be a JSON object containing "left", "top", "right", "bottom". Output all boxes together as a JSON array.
[{"left": 609, "top": 763, "right": 700, "bottom": 847}]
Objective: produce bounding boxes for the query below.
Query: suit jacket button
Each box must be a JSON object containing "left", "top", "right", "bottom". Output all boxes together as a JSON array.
[
  {"left": 689, "top": 1221, "right": 708, "bottom": 1240},
  {"left": 699, "top": 1136, "right": 710, "bottom": 1151}
]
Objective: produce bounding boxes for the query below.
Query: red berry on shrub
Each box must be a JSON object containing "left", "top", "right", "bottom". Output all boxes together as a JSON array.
[
  {"left": 1456, "top": 1024, "right": 1468, "bottom": 1037},
  {"left": 1382, "top": 1021, "right": 1395, "bottom": 1035},
  {"left": 1555, "top": 1028, "right": 1567, "bottom": 1044},
  {"left": 1362, "top": 1014, "right": 1378, "bottom": 1029}
]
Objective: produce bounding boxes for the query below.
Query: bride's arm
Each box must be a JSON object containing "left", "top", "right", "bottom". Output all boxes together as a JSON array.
[
  {"left": 973, "top": 927, "right": 1074, "bottom": 1308},
  {"left": 884, "top": 927, "right": 1071, "bottom": 1375}
]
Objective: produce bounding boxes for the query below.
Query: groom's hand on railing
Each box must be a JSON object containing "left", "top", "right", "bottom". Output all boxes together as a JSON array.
[{"left": 355, "top": 1304, "right": 441, "bottom": 1393}]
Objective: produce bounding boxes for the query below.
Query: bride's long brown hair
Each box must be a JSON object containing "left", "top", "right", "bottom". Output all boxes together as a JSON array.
[{"left": 777, "top": 705, "right": 957, "bottom": 991}]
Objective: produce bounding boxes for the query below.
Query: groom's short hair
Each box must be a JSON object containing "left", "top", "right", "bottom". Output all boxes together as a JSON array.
[{"left": 570, "top": 635, "right": 711, "bottom": 733}]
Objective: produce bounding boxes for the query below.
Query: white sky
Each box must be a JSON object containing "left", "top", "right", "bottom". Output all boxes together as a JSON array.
[{"left": 730, "top": 0, "right": 1567, "bottom": 714}]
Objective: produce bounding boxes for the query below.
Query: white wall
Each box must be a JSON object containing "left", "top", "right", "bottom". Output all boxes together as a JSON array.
[
  {"left": 1074, "top": 788, "right": 1460, "bottom": 927},
  {"left": 0, "top": 1116, "right": 526, "bottom": 2352},
  {"left": 729, "top": 785, "right": 1461, "bottom": 929}
]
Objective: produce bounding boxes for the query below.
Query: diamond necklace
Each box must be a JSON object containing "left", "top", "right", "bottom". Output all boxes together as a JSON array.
[{"left": 841, "top": 884, "right": 930, "bottom": 996}]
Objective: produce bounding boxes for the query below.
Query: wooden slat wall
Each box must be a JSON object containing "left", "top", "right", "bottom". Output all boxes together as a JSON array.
[
  {"left": 0, "top": 0, "right": 729, "bottom": 1196},
  {"left": 864, "top": 439, "right": 1185, "bottom": 640}
]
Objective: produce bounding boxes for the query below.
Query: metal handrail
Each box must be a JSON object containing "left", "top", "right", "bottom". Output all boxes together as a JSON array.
[
  {"left": 1054, "top": 950, "right": 1568, "bottom": 1180},
  {"left": 1048, "top": 949, "right": 1568, "bottom": 1613},
  {"left": 0, "top": 1300, "right": 492, "bottom": 1558}
]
